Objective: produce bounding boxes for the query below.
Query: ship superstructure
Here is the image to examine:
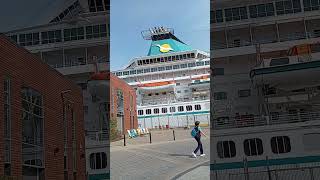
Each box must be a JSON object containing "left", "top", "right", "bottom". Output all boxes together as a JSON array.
[
  {"left": 211, "top": 0, "right": 320, "bottom": 179},
  {"left": 114, "top": 27, "right": 211, "bottom": 128},
  {"left": 5, "top": 0, "right": 109, "bottom": 179}
]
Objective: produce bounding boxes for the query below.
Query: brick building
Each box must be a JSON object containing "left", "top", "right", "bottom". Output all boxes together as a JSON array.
[
  {"left": 110, "top": 73, "right": 137, "bottom": 133},
  {"left": 0, "top": 35, "right": 86, "bottom": 179}
]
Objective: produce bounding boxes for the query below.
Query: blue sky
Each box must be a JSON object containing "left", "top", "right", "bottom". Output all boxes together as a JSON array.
[{"left": 110, "top": 0, "right": 210, "bottom": 70}]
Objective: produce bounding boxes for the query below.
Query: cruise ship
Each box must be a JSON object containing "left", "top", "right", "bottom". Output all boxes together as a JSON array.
[
  {"left": 4, "top": 0, "right": 109, "bottom": 179},
  {"left": 113, "top": 27, "right": 210, "bottom": 129},
  {"left": 211, "top": 0, "right": 320, "bottom": 179}
]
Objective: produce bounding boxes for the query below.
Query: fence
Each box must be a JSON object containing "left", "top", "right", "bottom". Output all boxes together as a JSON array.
[
  {"left": 213, "top": 111, "right": 320, "bottom": 130},
  {"left": 212, "top": 157, "right": 320, "bottom": 180}
]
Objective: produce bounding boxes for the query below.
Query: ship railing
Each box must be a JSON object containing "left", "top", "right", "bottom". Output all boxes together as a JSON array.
[
  {"left": 85, "top": 130, "right": 108, "bottom": 141},
  {"left": 213, "top": 111, "right": 320, "bottom": 129},
  {"left": 211, "top": 31, "right": 318, "bottom": 50},
  {"left": 49, "top": 56, "right": 108, "bottom": 68}
]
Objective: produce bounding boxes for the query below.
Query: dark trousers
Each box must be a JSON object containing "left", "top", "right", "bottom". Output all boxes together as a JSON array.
[{"left": 194, "top": 136, "right": 203, "bottom": 154}]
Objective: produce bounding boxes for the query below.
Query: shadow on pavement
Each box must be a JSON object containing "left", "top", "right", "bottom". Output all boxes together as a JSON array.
[{"left": 168, "top": 153, "right": 194, "bottom": 158}]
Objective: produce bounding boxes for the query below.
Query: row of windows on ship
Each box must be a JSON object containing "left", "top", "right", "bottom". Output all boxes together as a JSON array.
[
  {"left": 8, "top": 23, "right": 109, "bottom": 46},
  {"left": 138, "top": 104, "right": 202, "bottom": 115},
  {"left": 115, "top": 60, "right": 210, "bottom": 77},
  {"left": 136, "top": 52, "right": 208, "bottom": 66},
  {"left": 211, "top": 0, "right": 319, "bottom": 24},
  {"left": 217, "top": 136, "right": 291, "bottom": 159}
]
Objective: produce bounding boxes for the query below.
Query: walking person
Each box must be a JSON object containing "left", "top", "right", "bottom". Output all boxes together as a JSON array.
[{"left": 191, "top": 121, "right": 207, "bottom": 158}]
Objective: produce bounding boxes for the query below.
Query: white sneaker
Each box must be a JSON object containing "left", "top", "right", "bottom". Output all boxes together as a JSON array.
[
  {"left": 200, "top": 154, "right": 206, "bottom": 157},
  {"left": 192, "top": 152, "right": 197, "bottom": 158}
]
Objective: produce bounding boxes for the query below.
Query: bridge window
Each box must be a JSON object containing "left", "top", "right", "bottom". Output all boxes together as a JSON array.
[
  {"left": 217, "top": 141, "right": 236, "bottom": 158},
  {"left": 186, "top": 105, "right": 192, "bottom": 111},
  {"left": 225, "top": 7, "right": 248, "bottom": 22},
  {"left": 154, "top": 108, "right": 159, "bottom": 114},
  {"left": 211, "top": 10, "right": 224, "bottom": 23},
  {"left": 244, "top": 138, "right": 263, "bottom": 156},
  {"left": 41, "top": 30, "right": 61, "bottom": 44},
  {"left": 137, "top": 69, "right": 143, "bottom": 74},
  {"left": 275, "top": 0, "right": 301, "bottom": 15},
  {"left": 178, "top": 106, "right": 184, "bottom": 112},
  {"left": 195, "top": 105, "right": 201, "bottom": 110},
  {"left": 304, "top": 0, "right": 320, "bottom": 11},
  {"left": 19, "top": 32, "right": 40, "bottom": 46},
  {"left": 138, "top": 110, "right": 143, "bottom": 115},
  {"left": 162, "top": 108, "right": 167, "bottom": 114},
  {"left": 170, "top": 107, "right": 176, "bottom": 112},
  {"left": 271, "top": 136, "right": 291, "bottom": 154},
  {"left": 123, "top": 71, "right": 129, "bottom": 76},
  {"left": 146, "top": 109, "right": 151, "bottom": 115},
  {"left": 90, "top": 152, "right": 107, "bottom": 169},
  {"left": 249, "top": 3, "right": 275, "bottom": 18},
  {"left": 64, "top": 27, "right": 84, "bottom": 41}
]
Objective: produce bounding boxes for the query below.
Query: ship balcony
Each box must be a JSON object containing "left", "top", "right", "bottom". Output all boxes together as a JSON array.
[
  {"left": 213, "top": 111, "right": 320, "bottom": 130},
  {"left": 250, "top": 53, "right": 320, "bottom": 87}
]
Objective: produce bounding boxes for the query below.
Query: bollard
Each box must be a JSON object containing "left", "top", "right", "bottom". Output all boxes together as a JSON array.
[
  {"left": 124, "top": 134, "right": 126, "bottom": 146},
  {"left": 149, "top": 132, "right": 152, "bottom": 144},
  {"left": 173, "top": 130, "right": 176, "bottom": 141}
]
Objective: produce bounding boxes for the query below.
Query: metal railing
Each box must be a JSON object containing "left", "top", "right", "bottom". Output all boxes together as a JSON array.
[
  {"left": 213, "top": 111, "right": 320, "bottom": 129},
  {"left": 211, "top": 31, "right": 319, "bottom": 50},
  {"left": 212, "top": 157, "right": 320, "bottom": 180},
  {"left": 49, "top": 56, "right": 108, "bottom": 68},
  {"left": 85, "top": 130, "right": 108, "bottom": 141}
]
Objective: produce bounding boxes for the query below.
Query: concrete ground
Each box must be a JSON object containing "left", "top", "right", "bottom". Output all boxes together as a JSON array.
[{"left": 110, "top": 128, "right": 210, "bottom": 180}]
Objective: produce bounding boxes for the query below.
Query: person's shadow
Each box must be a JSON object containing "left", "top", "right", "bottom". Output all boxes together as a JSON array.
[{"left": 168, "top": 153, "right": 195, "bottom": 158}]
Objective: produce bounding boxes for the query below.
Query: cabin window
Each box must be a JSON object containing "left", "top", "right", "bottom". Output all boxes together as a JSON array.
[
  {"left": 151, "top": 68, "right": 157, "bottom": 72},
  {"left": 304, "top": 0, "right": 320, "bottom": 11},
  {"left": 186, "top": 105, "right": 192, "bottom": 111},
  {"left": 195, "top": 105, "right": 201, "bottom": 110},
  {"left": 205, "top": 61, "right": 210, "bottom": 65},
  {"left": 238, "top": 89, "right": 251, "bottom": 97},
  {"left": 144, "top": 69, "right": 150, "bottom": 73},
  {"left": 178, "top": 106, "right": 184, "bottom": 112},
  {"left": 166, "top": 66, "right": 172, "bottom": 70},
  {"left": 158, "top": 67, "right": 165, "bottom": 71},
  {"left": 138, "top": 110, "right": 143, "bottom": 115},
  {"left": 214, "top": 92, "right": 227, "bottom": 100},
  {"left": 170, "top": 107, "right": 176, "bottom": 112},
  {"left": 270, "top": 57, "right": 289, "bottom": 66},
  {"left": 162, "top": 108, "right": 167, "bottom": 114},
  {"left": 137, "top": 69, "right": 143, "bottom": 74},
  {"left": 244, "top": 138, "right": 263, "bottom": 156},
  {"left": 188, "top": 63, "right": 196, "bottom": 67},
  {"left": 180, "top": 64, "right": 188, "bottom": 69},
  {"left": 146, "top": 109, "right": 151, "bottom": 115},
  {"left": 173, "top": 65, "right": 180, "bottom": 69},
  {"left": 271, "top": 136, "right": 291, "bottom": 154},
  {"left": 123, "top": 71, "right": 129, "bottom": 76},
  {"left": 217, "top": 141, "right": 236, "bottom": 158},
  {"left": 154, "top": 108, "right": 159, "bottom": 114}
]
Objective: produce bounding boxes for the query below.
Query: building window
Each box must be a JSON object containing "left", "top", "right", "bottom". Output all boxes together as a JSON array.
[
  {"left": 276, "top": 0, "right": 301, "bottom": 15},
  {"left": 64, "top": 27, "right": 84, "bottom": 41},
  {"left": 19, "top": 33, "right": 40, "bottom": 46},
  {"left": 238, "top": 89, "right": 251, "bottom": 98},
  {"left": 211, "top": 10, "right": 224, "bottom": 23},
  {"left": 195, "top": 105, "right": 201, "bottom": 111},
  {"left": 214, "top": 92, "right": 227, "bottom": 100},
  {"left": 138, "top": 110, "right": 144, "bottom": 115},
  {"left": 41, "top": 30, "right": 62, "bottom": 44},
  {"left": 21, "top": 88, "right": 44, "bottom": 178},
  {"left": 154, "top": 108, "right": 159, "bottom": 114},
  {"left": 186, "top": 105, "right": 192, "bottom": 111},
  {"left": 86, "top": 24, "right": 107, "bottom": 39},
  {"left": 162, "top": 108, "right": 167, "bottom": 114},
  {"left": 217, "top": 141, "right": 236, "bottom": 158},
  {"left": 304, "top": 0, "right": 320, "bottom": 11},
  {"left": 225, "top": 7, "right": 248, "bottom": 22},
  {"left": 178, "top": 106, "right": 184, "bottom": 112},
  {"left": 244, "top": 138, "right": 263, "bottom": 156},
  {"left": 146, "top": 109, "right": 151, "bottom": 115},
  {"left": 170, "top": 107, "right": 176, "bottom": 112},
  {"left": 271, "top": 136, "right": 291, "bottom": 154},
  {"left": 213, "top": 68, "right": 224, "bottom": 76},
  {"left": 249, "top": 3, "right": 275, "bottom": 18},
  {"left": 90, "top": 152, "right": 107, "bottom": 169}
]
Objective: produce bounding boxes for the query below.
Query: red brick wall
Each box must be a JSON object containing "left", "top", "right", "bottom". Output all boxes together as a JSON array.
[
  {"left": 110, "top": 74, "right": 137, "bottom": 131},
  {"left": 0, "top": 35, "right": 86, "bottom": 180}
]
